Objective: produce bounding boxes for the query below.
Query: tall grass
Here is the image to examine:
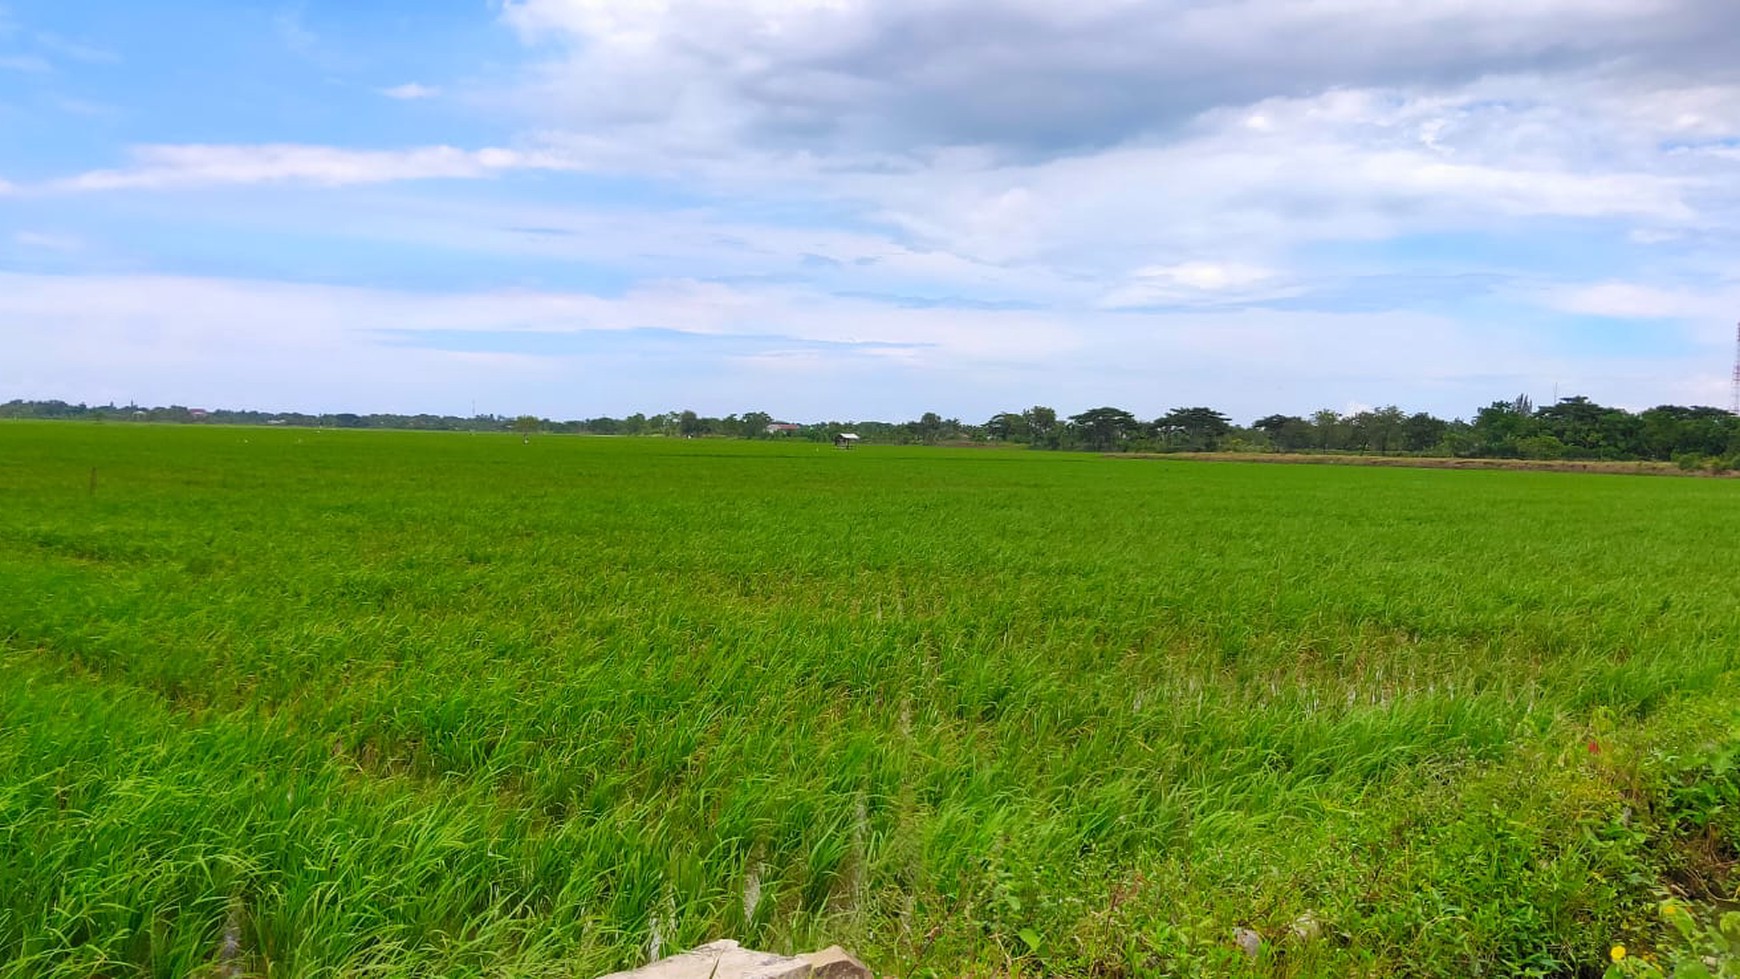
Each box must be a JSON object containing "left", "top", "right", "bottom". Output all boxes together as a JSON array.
[{"left": 2, "top": 423, "right": 1739, "bottom": 976}]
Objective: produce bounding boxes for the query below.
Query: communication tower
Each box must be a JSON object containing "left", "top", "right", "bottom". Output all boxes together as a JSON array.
[{"left": 1733, "top": 322, "right": 1740, "bottom": 416}]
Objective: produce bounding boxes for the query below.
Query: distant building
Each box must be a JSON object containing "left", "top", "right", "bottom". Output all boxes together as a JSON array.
[
  {"left": 765, "top": 423, "right": 802, "bottom": 435},
  {"left": 188, "top": 409, "right": 209, "bottom": 421},
  {"left": 834, "top": 433, "right": 861, "bottom": 449}
]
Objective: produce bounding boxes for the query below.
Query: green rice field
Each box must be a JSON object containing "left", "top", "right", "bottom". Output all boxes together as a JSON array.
[{"left": 4, "top": 422, "right": 1740, "bottom": 977}]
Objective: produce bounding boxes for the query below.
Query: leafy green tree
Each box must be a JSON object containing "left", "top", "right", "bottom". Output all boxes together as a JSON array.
[
  {"left": 1472, "top": 401, "right": 1534, "bottom": 457},
  {"left": 1023, "top": 406, "right": 1061, "bottom": 448},
  {"left": 1068, "top": 406, "right": 1142, "bottom": 451},
  {"left": 1640, "top": 405, "right": 1735, "bottom": 459},
  {"left": 1534, "top": 396, "right": 1604, "bottom": 453},
  {"left": 1310, "top": 409, "right": 1349, "bottom": 451},
  {"left": 1252, "top": 414, "right": 1313, "bottom": 452},
  {"left": 1156, "top": 407, "right": 1232, "bottom": 451},
  {"left": 741, "top": 411, "right": 774, "bottom": 438},
  {"left": 1348, "top": 406, "right": 1407, "bottom": 453},
  {"left": 1402, "top": 412, "right": 1448, "bottom": 453},
  {"left": 985, "top": 412, "right": 1029, "bottom": 442}
]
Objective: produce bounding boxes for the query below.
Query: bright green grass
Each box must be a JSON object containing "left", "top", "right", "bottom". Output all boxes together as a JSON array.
[{"left": 4, "top": 422, "right": 1740, "bottom": 978}]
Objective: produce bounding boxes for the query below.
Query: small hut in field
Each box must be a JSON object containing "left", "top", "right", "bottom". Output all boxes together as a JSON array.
[{"left": 834, "top": 433, "right": 860, "bottom": 450}]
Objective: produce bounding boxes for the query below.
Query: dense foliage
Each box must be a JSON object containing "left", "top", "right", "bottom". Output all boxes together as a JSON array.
[
  {"left": 3, "top": 424, "right": 1740, "bottom": 977},
  {"left": 9, "top": 393, "right": 1740, "bottom": 466}
]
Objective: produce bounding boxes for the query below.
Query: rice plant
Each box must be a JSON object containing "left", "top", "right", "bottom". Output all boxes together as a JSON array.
[{"left": 3, "top": 422, "right": 1739, "bottom": 977}]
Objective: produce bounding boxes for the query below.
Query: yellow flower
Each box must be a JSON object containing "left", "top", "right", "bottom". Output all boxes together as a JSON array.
[{"left": 1610, "top": 944, "right": 1626, "bottom": 962}]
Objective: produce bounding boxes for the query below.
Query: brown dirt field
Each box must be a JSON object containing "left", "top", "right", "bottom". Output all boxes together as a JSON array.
[{"left": 1119, "top": 451, "right": 1738, "bottom": 477}]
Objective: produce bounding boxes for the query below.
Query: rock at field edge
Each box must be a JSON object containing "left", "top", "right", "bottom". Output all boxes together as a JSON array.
[{"left": 595, "top": 940, "right": 872, "bottom": 979}]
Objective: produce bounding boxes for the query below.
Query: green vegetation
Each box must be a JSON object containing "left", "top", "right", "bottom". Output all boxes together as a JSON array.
[
  {"left": 4, "top": 422, "right": 1740, "bottom": 977},
  {"left": 11, "top": 393, "right": 1740, "bottom": 469},
  {"left": 1608, "top": 899, "right": 1740, "bottom": 977}
]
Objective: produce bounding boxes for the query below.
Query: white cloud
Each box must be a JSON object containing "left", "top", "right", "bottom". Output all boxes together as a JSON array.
[
  {"left": 380, "top": 82, "right": 440, "bottom": 100},
  {"left": 0, "top": 53, "right": 48, "bottom": 71},
  {"left": 1099, "top": 262, "right": 1283, "bottom": 308},
  {"left": 498, "top": 0, "right": 1737, "bottom": 159},
  {"left": 273, "top": 8, "right": 318, "bottom": 58},
  {"left": 476, "top": 0, "right": 1723, "bottom": 284},
  {"left": 12, "top": 231, "right": 81, "bottom": 250},
  {"left": 2, "top": 269, "right": 1724, "bottom": 419},
  {"left": 32, "top": 31, "right": 118, "bottom": 64},
  {"left": 1542, "top": 281, "right": 1738, "bottom": 321},
  {"left": 1132, "top": 263, "right": 1276, "bottom": 292},
  {"left": 0, "top": 270, "right": 1086, "bottom": 417},
  {"left": 1630, "top": 229, "right": 1681, "bottom": 244},
  {"left": 843, "top": 83, "right": 1699, "bottom": 272},
  {"left": 49, "top": 143, "right": 578, "bottom": 191},
  {"left": 11, "top": 0, "right": 1740, "bottom": 419},
  {"left": 1679, "top": 144, "right": 1740, "bottom": 164},
  {"left": 0, "top": 271, "right": 1073, "bottom": 363}
]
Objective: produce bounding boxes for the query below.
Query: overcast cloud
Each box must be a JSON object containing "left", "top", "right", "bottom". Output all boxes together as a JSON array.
[{"left": 1, "top": 0, "right": 1737, "bottom": 420}]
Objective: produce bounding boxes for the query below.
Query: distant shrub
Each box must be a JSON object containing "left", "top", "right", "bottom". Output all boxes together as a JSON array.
[{"left": 1517, "top": 435, "right": 1568, "bottom": 460}]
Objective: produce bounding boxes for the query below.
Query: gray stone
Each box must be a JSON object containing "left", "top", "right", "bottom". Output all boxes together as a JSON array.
[
  {"left": 1233, "top": 927, "right": 1262, "bottom": 959},
  {"left": 802, "top": 945, "right": 872, "bottom": 979},
  {"left": 1290, "top": 913, "right": 1322, "bottom": 943},
  {"left": 597, "top": 940, "right": 812, "bottom": 979}
]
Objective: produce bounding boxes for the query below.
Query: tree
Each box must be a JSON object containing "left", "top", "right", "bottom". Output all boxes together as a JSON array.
[
  {"left": 1401, "top": 412, "right": 1448, "bottom": 453},
  {"left": 1156, "top": 407, "right": 1232, "bottom": 451},
  {"left": 916, "top": 412, "right": 944, "bottom": 443},
  {"left": 1252, "top": 414, "right": 1314, "bottom": 452},
  {"left": 1068, "top": 406, "right": 1142, "bottom": 451},
  {"left": 1309, "top": 409, "right": 1348, "bottom": 451},
  {"left": 1533, "top": 396, "right": 1604, "bottom": 452},
  {"left": 1022, "top": 406, "right": 1061, "bottom": 448},
  {"left": 985, "top": 412, "right": 1028, "bottom": 441},
  {"left": 1348, "top": 405, "right": 1406, "bottom": 453},
  {"left": 741, "top": 411, "right": 774, "bottom": 438},
  {"left": 512, "top": 415, "right": 540, "bottom": 437},
  {"left": 1640, "top": 405, "right": 1736, "bottom": 460},
  {"left": 1471, "top": 400, "right": 1534, "bottom": 457}
]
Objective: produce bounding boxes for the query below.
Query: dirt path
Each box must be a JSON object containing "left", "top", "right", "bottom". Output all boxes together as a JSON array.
[{"left": 1122, "top": 451, "right": 1736, "bottom": 477}]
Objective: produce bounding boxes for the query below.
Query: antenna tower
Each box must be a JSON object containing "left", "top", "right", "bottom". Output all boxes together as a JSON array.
[{"left": 1732, "top": 322, "right": 1740, "bottom": 416}]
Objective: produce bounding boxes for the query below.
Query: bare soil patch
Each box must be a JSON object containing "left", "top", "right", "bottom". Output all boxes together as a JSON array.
[{"left": 1124, "top": 451, "right": 1735, "bottom": 477}]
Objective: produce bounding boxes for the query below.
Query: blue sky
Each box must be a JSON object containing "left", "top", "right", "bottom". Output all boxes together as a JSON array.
[{"left": 4, "top": 0, "right": 1739, "bottom": 422}]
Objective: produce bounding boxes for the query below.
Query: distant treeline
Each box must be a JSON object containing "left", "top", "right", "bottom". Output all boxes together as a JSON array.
[
  {"left": 0, "top": 402, "right": 927, "bottom": 442},
  {"left": 7, "top": 394, "right": 1740, "bottom": 468}
]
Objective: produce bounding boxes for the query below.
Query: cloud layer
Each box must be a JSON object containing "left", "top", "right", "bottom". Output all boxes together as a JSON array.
[
  {"left": 500, "top": 0, "right": 1740, "bottom": 158},
  {"left": 3, "top": 0, "right": 1739, "bottom": 418},
  {"left": 47, "top": 144, "right": 574, "bottom": 191}
]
